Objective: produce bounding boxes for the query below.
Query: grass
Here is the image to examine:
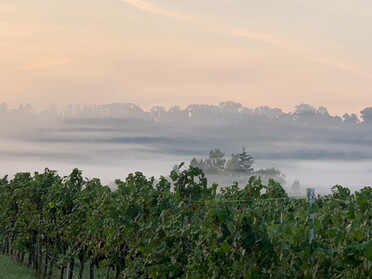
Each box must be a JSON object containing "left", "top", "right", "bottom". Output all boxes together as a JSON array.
[
  {"left": 0, "top": 255, "right": 38, "bottom": 279},
  {"left": 0, "top": 254, "right": 112, "bottom": 279}
]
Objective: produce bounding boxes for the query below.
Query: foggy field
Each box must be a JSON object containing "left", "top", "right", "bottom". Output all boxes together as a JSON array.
[{"left": 1, "top": 102, "right": 371, "bottom": 194}]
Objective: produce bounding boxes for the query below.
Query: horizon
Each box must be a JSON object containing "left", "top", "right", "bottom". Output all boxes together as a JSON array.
[{"left": 0, "top": 100, "right": 369, "bottom": 118}]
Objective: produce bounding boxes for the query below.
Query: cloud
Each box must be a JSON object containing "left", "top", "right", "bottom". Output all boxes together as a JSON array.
[
  {"left": 118, "top": 0, "right": 290, "bottom": 48},
  {"left": 13, "top": 57, "right": 73, "bottom": 71},
  {"left": 312, "top": 57, "right": 372, "bottom": 81},
  {"left": 118, "top": 0, "right": 372, "bottom": 82},
  {"left": 229, "top": 29, "right": 298, "bottom": 50},
  {"left": 118, "top": 0, "right": 195, "bottom": 22}
]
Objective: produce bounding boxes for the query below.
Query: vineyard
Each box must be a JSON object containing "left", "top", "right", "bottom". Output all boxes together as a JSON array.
[{"left": 0, "top": 166, "right": 371, "bottom": 279}]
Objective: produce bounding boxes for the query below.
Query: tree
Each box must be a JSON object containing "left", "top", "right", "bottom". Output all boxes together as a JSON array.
[
  {"left": 294, "top": 103, "right": 316, "bottom": 113},
  {"left": 189, "top": 148, "right": 226, "bottom": 174},
  {"left": 189, "top": 158, "right": 207, "bottom": 170},
  {"left": 150, "top": 106, "right": 166, "bottom": 123},
  {"left": 290, "top": 179, "right": 301, "bottom": 196},
  {"left": 317, "top": 106, "right": 329, "bottom": 116},
  {"left": 219, "top": 101, "right": 243, "bottom": 113},
  {"left": 254, "top": 106, "right": 283, "bottom": 119},
  {"left": 360, "top": 107, "right": 372, "bottom": 123},
  {"left": 255, "top": 167, "right": 286, "bottom": 186},
  {"left": 343, "top": 113, "right": 359, "bottom": 124},
  {"left": 207, "top": 148, "right": 226, "bottom": 173},
  {"left": 226, "top": 147, "right": 254, "bottom": 174}
]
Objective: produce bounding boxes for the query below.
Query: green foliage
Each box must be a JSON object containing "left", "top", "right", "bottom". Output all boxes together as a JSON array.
[{"left": 0, "top": 167, "right": 370, "bottom": 279}]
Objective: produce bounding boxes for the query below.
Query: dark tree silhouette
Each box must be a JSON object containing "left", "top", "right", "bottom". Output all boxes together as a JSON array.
[
  {"left": 361, "top": 107, "right": 372, "bottom": 123},
  {"left": 226, "top": 147, "right": 255, "bottom": 174}
]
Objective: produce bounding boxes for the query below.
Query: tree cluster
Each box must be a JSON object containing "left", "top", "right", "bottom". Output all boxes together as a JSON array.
[
  {"left": 190, "top": 148, "right": 254, "bottom": 175},
  {"left": 190, "top": 148, "right": 286, "bottom": 185}
]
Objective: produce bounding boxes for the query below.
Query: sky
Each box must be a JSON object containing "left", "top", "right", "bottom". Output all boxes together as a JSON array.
[{"left": 1, "top": 0, "right": 372, "bottom": 115}]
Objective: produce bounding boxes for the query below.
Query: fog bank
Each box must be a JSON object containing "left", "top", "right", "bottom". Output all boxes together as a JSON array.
[{"left": 1, "top": 102, "right": 371, "bottom": 193}]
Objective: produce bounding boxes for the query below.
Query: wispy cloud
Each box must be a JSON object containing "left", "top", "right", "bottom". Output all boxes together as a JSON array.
[
  {"left": 229, "top": 29, "right": 298, "bottom": 50},
  {"left": 118, "top": 0, "right": 294, "bottom": 49},
  {"left": 118, "top": 0, "right": 372, "bottom": 81},
  {"left": 312, "top": 57, "right": 372, "bottom": 81},
  {"left": 118, "top": 0, "right": 195, "bottom": 21},
  {"left": 14, "top": 57, "right": 73, "bottom": 71}
]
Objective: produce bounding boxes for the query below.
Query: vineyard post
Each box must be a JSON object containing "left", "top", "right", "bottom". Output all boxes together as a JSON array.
[
  {"left": 306, "top": 188, "right": 315, "bottom": 243},
  {"left": 307, "top": 188, "right": 315, "bottom": 263}
]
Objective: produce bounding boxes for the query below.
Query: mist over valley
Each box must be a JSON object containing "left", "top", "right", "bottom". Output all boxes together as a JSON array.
[{"left": 1, "top": 101, "right": 371, "bottom": 194}]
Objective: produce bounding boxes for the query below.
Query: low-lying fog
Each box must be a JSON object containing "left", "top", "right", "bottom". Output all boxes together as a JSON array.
[
  {"left": 1, "top": 153, "right": 370, "bottom": 195},
  {"left": 1, "top": 102, "right": 371, "bottom": 195}
]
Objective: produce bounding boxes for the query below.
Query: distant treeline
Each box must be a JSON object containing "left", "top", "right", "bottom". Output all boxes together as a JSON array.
[{"left": 1, "top": 101, "right": 372, "bottom": 125}]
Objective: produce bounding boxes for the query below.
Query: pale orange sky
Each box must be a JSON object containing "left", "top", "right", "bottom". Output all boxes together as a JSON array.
[{"left": 1, "top": 0, "right": 372, "bottom": 115}]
